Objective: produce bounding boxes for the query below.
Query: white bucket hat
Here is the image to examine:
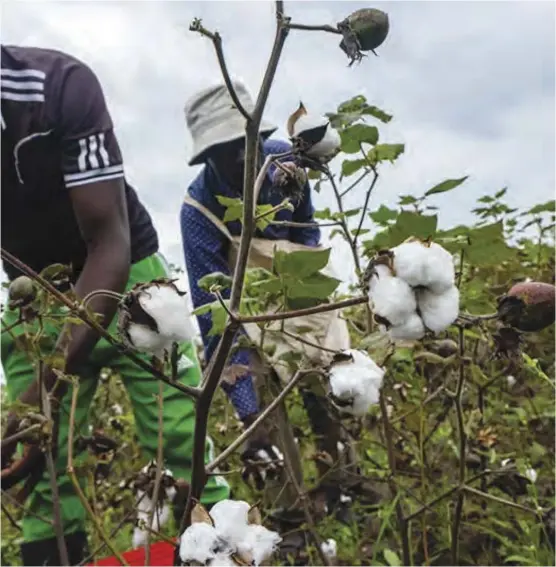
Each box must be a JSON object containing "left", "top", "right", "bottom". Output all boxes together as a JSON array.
[{"left": 184, "top": 80, "right": 278, "bottom": 166}]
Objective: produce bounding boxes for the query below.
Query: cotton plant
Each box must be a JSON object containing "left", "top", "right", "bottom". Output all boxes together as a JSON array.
[
  {"left": 117, "top": 278, "right": 196, "bottom": 358},
  {"left": 131, "top": 461, "right": 178, "bottom": 548},
  {"left": 327, "top": 349, "right": 385, "bottom": 416},
  {"left": 179, "top": 500, "right": 281, "bottom": 566},
  {"left": 365, "top": 238, "right": 460, "bottom": 341}
]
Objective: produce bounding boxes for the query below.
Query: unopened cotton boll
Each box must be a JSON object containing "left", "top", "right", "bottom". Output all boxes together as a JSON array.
[
  {"left": 329, "top": 350, "right": 385, "bottom": 416},
  {"left": 117, "top": 280, "right": 195, "bottom": 356},
  {"left": 388, "top": 313, "right": 426, "bottom": 341},
  {"left": 368, "top": 264, "right": 417, "bottom": 326},
  {"left": 179, "top": 523, "right": 227, "bottom": 564},
  {"left": 417, "top": 286, "right": 460, "bottom": 333},
  {"left": 210, "top": 499, "right": 250, "bottom": 545},
  {"left": 237, "top": 524, "right": 282, "bottom": 566}
]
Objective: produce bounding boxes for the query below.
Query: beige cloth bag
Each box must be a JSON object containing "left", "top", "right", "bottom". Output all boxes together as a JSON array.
[{"left": 183, "top": 192, "right": 351, "bottom": 383}]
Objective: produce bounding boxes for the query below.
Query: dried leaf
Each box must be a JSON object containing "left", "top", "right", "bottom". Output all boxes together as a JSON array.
[
  {"left": 247, "top": 504, "right": 262, "bottom": 525},
  {"left": 191, "top": 501, "right": 213, "bottom": 525},
  {"left": 221, "top": 364, "right": 250, "bottom": 386}
]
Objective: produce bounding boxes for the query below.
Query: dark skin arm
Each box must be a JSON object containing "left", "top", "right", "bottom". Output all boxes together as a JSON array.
[{"left": 1, "top": 179, "right": 131, "bottom": 482}]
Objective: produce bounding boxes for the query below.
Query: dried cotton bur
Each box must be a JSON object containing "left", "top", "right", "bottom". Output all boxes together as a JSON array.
[
  {"left": 179, "top": 500, "right": 281, "bottom": 566},
  {"left": 364, "top": 237, "right": 460, "bottom": 341}
]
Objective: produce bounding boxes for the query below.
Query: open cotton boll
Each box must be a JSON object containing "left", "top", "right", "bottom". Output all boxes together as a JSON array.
[
  {"left": 292, "top": 113, "right": 341, "bottom": 159},
  {"left": 208, "top": 553, "right": 236, "bottom": 566},
  {"left": 237, "top": 524, "right": 282, "bottom": 566},
  {"left": 321, "top": 538, "right": 338, "bottom": 559},
  {"left": 210, "top": 499, "right": 250, "bottom": 545},
  {"left": 179, "top": 523, "right": 227, "bottom": 564},
  {"left": 138, "top": 283, "right": 195, "bottom": 342},
  {"left": 425, "top": 242, "right": 456, "bottom": 293},
  {"left": 392, "top": 241, "right": 430, "bottom": 287},
  {"left": 368, "top": 264, "right": 417, "bottom": 326},
  {"left": 329, "top": 350, "right": 385, "bottom": 415},
  {"left": 417, "top": 286, "right": 460, "bottom": 333},
  {"left": 388, "top": 313, "right": 426, "bottom": 341},
  {"left": 126, "top": 323, "right": 170, "bottom": 356},
  {"left": 132, "top": 527, "right": 148, "bottom": 549}
]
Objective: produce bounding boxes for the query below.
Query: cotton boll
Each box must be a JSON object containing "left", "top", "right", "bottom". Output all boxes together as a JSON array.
[
  {"left": 179, "top": 523, "right": 227, "bottom": 564},
  {"left": 321, "top": 538, "right": 337, "bottom": 559},
  {"left": 525, "top": 468, "right": 538, "bottom": 483},
  {"left": 392, "top": 241, "right": 430, "bottom": 287},
  {"left": 208, "top": 553, "right": 236, "bottom": 566},
  {"left": 368, "top": 264, "right": 417, "bottom": 327},
  {"left": 132, "top": 527, "right": 148, "bottom": 549},
  {"left": 418, "top": 286, "right": 460, "bottom": 333},
  {"left": 237, "top": 524, "right": 282, "bottom": 566},
  {"left": 210, "top": 499, "right": 250, "bottom": 545},
  {"left": 292, "top": 113, "right": 341, "bottom": 160},
  {"left": 426, "top": 242, "right": 456, "bottom": 293},
  {"left": 138, "top": 283, "right": 195, "bottom": 342},
  {"left": 329, "top": 350, "right": 385, "bottom": 416},
  {"left": 126, "top": 324, "right": 169, "bottom": 357},
  {"left": 388, "top": 313, "right": 426, "bottom": 341}
]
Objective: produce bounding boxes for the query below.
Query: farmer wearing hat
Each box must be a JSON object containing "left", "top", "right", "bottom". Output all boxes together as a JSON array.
[
  {"left": 181, "top": 81, "right": 353, "bottom": 517},
  {"left": 1, "top": 45, "right": 229, "bottom": 565}
]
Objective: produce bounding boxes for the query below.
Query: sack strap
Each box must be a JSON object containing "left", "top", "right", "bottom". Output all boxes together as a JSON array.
[{"left": 183, "top": 193, "right": 234, "bottom": 242}]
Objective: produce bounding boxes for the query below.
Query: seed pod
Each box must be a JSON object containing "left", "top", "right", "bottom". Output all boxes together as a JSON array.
[
  {"left": 497, "top": 281, "right": 555, "bottom": 332},
  {"left": 8, "top": 275, "right": 36, "bottom": 309},
  {"left": 338, "top": 8, "right": 390, "bottom": 65}
]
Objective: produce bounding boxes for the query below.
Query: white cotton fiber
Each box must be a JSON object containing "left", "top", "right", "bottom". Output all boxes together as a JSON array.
[{"left": 417, "top": 285, "right": 460, "bottom": 333}]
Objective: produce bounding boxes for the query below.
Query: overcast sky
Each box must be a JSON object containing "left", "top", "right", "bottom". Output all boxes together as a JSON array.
[{"left": 1, "top": 0, "right": 555, "bottom": 288}]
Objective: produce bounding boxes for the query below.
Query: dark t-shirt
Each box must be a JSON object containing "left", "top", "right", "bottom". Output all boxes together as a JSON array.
[{"left": 1, "top": 45, "right": 158, "bottom": 281}]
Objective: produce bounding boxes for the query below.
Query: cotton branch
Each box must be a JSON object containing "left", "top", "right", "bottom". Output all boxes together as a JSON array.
[
  {"left": 189, "top": 18, "right": 251, "bottom": 121},
  {"left": 177, "top": 2, "right": 290, "bottom": 540},
  {"left": 0, "top": 248, "right": 199, "bottom": 400}
]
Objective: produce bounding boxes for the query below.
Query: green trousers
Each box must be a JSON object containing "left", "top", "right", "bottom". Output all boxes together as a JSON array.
[{"left": 1, "top": 253, "right": 230, "bottom": 543}]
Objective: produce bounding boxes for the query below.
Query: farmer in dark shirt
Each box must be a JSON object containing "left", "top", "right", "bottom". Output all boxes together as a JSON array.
[{"left": 0, "top": 45, "right": 229, "bottom": 565}]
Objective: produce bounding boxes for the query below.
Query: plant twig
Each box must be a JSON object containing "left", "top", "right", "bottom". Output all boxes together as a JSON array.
[
  {"left": 41, "top": 382, "right": 69, "bottom": 566},
  {"left": 178, "top": 4, "right": 290, "bottom": 540},
  {"left": 340, "top": 169, "right": 371, "bottom": 198},
  {"left": 237, "top": 295, "right": 367, "bottom": 323},
  {"left": 189, "top": 19, "right": 251, "bottom": 121},
  {"left": 66, "top": 379, "right": 128, "bottom": 566},
  {"left": 206, "top": 370, "right": 309, "bottom": 472},
  {"left": 145, "top": 380, "right": 164, "bottom": 566},
  {"left": 286, "top": 22, "right": 341, "bottom": 34},
  {"left": 1, "top": 501, "right": 22, "bottom": 531},
  {"left": 353, "top": 164, "right": 379, "bottom": 249},
  {"left": 281, "top": 327, "right": 340, "bottom": 354},
  {"left": 280, "top": 430, "right": 332, "bottom": 567},
  {"left": 451, "top": 326, "right": 467, "bottom": 566},
  {"left": 462, "top": 485, "right": 542, "bottom": 516},
  {"left": 1, "top": 489, "right": 53, "bottom": 525},
  {"left": 0, "top": 247, "right": 200, "bottom": 400},
  {"left": 0, "top": 423, "right": 43, "bottom": 448},
  {"left": 379, "top": 391, "right": 411, "bottom": 566}
]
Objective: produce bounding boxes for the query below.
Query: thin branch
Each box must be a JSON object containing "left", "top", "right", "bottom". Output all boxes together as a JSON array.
[
  {"left": 66, "top": 379, "right": 128, "bottom": 566},
  {"left": 1, "top": 501, "right": 22, "bottom": 531},
  {"left": 0, "top": 247, "right": 200, "bottom": 400},
  {"left": 270, "top": 219, "right": 343, "bottom": 228},
  {"left": 286, "top": 22, "right": 341, "bottom": 34},
  {"left": 340, "top": 169, "right": 371, "bottom": 198},
  {"left": 451, "top": 326, "right": 467, "bottom": 566},
  {"left": 1, "top": 489, "right": 53, "bottom": 525},
  {"left": 237, "top": 295, "right": 367, "bottom": 323},
  {"left": 462, "top": 485, "right": 542, "bottom": 516},
  {"left": 281, "top": 327, "right": 340, "bottom": 355},
  {"left": 1, "top": 315, "right": 24, "bottom": 335},
  {"left": 353, "top": 165, "right": 379, "bottom": 249},
  {"left": 0, "top": 423, "right": 43, "bottom": 448},
  {"left": 178, "top": 5, "right": 290, "bottom": 539},
  {"left": 206, "top": 370, "right": 309, "bottom": 472},
  {"left": 379, "top": 391, "right": 410, "bottom": 566},
  {"left": 189, "top": 19, "right": 251, "bottom": 121},
  {"left": 145, "top": 380, "right": 164, "bottom": 566},
  {"left": 41, "top": 382, "right": 69, "bottom": 566}
]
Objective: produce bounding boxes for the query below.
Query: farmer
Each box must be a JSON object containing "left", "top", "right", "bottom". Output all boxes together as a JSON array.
[
  {"left": 181, "top": 81, "right": 352, "bottom": 517},
  {"left": 0, "top": 45, "right": 229, "bottom": 565}
]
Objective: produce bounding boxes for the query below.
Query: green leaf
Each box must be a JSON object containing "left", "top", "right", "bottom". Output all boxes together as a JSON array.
[
  {"left": 494, "top": 187, "right": 508, "bottom": 199},
  {"left": 369, "top": 205, "right": 398, "bottom": 225},
  {"left": 314, "top": 208, "right": 332, "bottom": 220},
  {"left": 525, "top": 200, "right": 556, "bottom": 215},
  {"left": 286, "top": 272, "right": 340, "bottom": 300},
  {"left": 367, "top": 211, "right": 437, "bottom": 250},
  {"left": 341, "top": 158, "right": 367, "bottom": 178},
  {"left": 307, "top": 169, "right": 322, "bottom": 180},
  {"left": 383, "top": 550, "right": 402, "bottom": 567},
  {"left": 340, "top": 124, "right": 379, "bottom": 154},
  {"left": 274, "top": 248, "right": 332, "bottom": 279},
  {"left": 216, "top": 195, "right": 243, "bottom": 224},
  {"left": 367, "top": 143, "right": 405, "bottom": 165},
  {"left": 398, "top": 195, "right": 418, "bottom": 206},
  {"left": 198, "top": 272, "right": 232, "bottom": 293},
  {"left": 424, "top": 176, "right": 468, "bottom": 197},
  {"left": 192, "top": 301, "right": 229, "bottom": 336}
]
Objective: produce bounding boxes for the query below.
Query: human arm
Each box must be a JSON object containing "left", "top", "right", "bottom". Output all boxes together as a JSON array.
[{"left": 288, "top": 177, "right": 321, "bottom": 246}]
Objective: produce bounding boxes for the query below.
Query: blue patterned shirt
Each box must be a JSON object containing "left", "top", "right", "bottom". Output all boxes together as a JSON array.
[{"left": 180, "top": 138, "right": 320, "bottom": 419}]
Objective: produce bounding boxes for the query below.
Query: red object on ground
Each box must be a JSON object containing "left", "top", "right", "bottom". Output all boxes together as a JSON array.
[{"left": 88, "top": 540, "right": 176, "bottom": 566}]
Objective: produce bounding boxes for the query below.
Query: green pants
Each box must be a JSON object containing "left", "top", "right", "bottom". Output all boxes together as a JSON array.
[{"left": 1, "top": 253, "right": 230, "bottom": 543}]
